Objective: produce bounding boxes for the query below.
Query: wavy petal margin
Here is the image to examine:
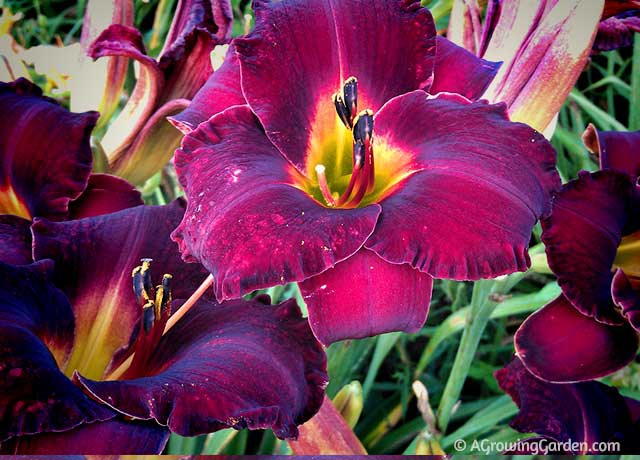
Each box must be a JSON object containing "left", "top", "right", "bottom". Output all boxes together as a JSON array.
[
  {"left": 172, "top": 105, "right": 380, "bottom": 300},
  {"left": 75, "top": 297, "right": 327, "bottom": 439},
  {"left": 299, "top": 248, "right": 432, "bottom": 345},
  {"left": 0, "top": 79, "right": 96, "bottom": 220},
  {"left": 496, "top": 357, "right": 636, "bottom": 454},
  {"left": 366, "top": 91, "right": 559, "bottom": 280}
]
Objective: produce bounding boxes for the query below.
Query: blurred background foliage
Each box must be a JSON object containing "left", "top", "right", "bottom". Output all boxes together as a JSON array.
[{"left": 2, "top": 0, "right": 640, "bottom": 456}]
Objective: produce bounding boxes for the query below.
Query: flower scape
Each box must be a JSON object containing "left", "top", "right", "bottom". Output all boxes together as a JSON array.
[{"left": 1, "top": 0, "right": 640, "bottom": 455}]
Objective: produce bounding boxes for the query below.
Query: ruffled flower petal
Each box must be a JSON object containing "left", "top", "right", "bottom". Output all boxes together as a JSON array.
[
  {"left": 542, "top": 170, "right": 640, "bottom": 324},
  {"left": 0, "top": 79, "right": 96, "bottom": 220},
  {"left": 172, "top": 105, "right": 380, "bottom": 300},
  {"left": 75, "top": 297, "right": 327, "bottom": 439},
  {"left": 594, "top": 10, "right": 640, "bottom": 51},
  {"left": 496, "top": 357, "right": 637, "bottom": 453},
  {"left": 514, "top": 295, "right": 638, "bottom": 382},
  {"left": 299, "top": 248, "right": 432, "bottom": 345},
  {"left": 235, "top": 0, "right": 436, "bottom": 170},
  {"left": 0, "top": 261, "right": 114, "bottom": 443},
  {"left": 365, "top": 91, "right": 559, "bottom": 279}
]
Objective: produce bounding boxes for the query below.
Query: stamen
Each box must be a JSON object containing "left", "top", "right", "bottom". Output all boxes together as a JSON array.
[
  {"left": 315, "top": 164, "right": 337, "bottom": 207},
  {"left": 353, "top": 110, "right": 374, "bottom": 144},
  {"left": 142, "top": 302, "right": 155, "bottom": 334},
  {"left": 140, "top": 258, "right": 153, "bottom": 294},
  {"left": 333, "top": 76, "right": 358, "bottom": 128},
  {"left": 159, "top": 274, "right": 172, "bottom": 316},
  {"left": 333, "top": 93, "right": 351, "bottom": 128},
  {"left": 342, "top": 77, "right": 358, "bottom": 124},
  {"left": 132, "top": 266, "right": 146, "bottom": 304},
  {"left": 107, "top": 267, "right": 211, "bottom": 381}
]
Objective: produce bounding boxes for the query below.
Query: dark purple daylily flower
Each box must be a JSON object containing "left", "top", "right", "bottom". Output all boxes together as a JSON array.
[
  {"left": 86, "top": 0, "right": 233, "bottom": 184},
  {"left": 516, "top": 127, "right": 640, "bottom": 382},
  {"left": 496, "top": 357, "right": 639, "bottom": 454},
  {"left": 593, "top": 1, "right": 640, "bottom": 51},
  {"left": 0, "top": 78, "right": 144, "bottom": 261},
  {"left": 0, "top": 200, "right": 327, "bottom": 454},
  {"left": 0, "top": 78, "right": 145, "bottom": 221},
  {"left": 594, "top": 9, "right": 640, "bottom": 51},
  {"left": 169, "top": 0, "right": 560, "bottom": 345}
]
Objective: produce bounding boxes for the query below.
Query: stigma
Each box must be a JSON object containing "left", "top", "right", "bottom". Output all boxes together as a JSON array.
[{"left": 318, "top": 77, "right": 375, "bottom": 208}]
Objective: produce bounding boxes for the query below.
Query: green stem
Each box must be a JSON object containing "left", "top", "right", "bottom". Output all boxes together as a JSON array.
[
  {"left": 149, "top": 0, "right": 177, "bottom": 53},
  {"left": 436, "top": 274, "right": 522, "bottom": 433}
]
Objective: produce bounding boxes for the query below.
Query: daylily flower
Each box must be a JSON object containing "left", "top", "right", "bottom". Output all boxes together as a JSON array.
[
  {"left": 595, "top": 10, "right": 640, "bottom": 51},
  {"left": 515, "top": 126, "right": 640, "bottom": 382},
  {"left": 0, "top": 78, "right": 145, "bottom": 218},
  {"left": 170, "top": 0, "right": 560, "bottom": 345},
  {"left": 0, "top": 78, "right": 144, "bottom": 261},
  {"left": 0, "top": 200, "right": 327, "bottom": 454},
  {"left": 595, "top": 0, "right": 640, "bottom": 51},
  {"left": 447, "top": 0, "right": 604, "bottom": 132},
  {"left": 87, "top": 0, "right": 233, "bottom": 185},
  {"left": 496, "top": 357, "right": 639, "bottom": 454}
]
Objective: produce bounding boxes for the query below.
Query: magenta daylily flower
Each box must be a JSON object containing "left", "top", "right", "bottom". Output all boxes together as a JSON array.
[
  {"left": 496, "top": 357, "right": 639, "bottom": 454},
  {"left": 516, "top": 127, "right": 640, "bottom": 382},
  {"left": 169, "top": 0, "right": 560, "bottom": 345},
  {"left": 86, "top": 0, "right": 233, "bottom": 184},
  {"left": 0, "top": 201, "right": 327, "bottom": 454}
]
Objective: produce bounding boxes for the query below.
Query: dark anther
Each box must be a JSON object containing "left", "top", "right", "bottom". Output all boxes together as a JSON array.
[
  {"left": 140, "top": 258, "right": 153, "bottom": 294},
  {"left": 353, "top": 110, "right": 374, "bottom": 144},
  {"left": 160, "top": 274, "right": 172, "bottom": 315},
  {"left": 142, "top": 303, "right": 155, "bottom": 334},
  {"left": 334, "top": 77, "right": 358, "bottom": 128},
  {"left": 342, "top": 77, "right": 358, "bottom": 122},
  {"left": 333, "top": 93, "right": 351, "bottom": 128},
  {"left": 132, "top": 267, "right": 146, "bottom": 304}
]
